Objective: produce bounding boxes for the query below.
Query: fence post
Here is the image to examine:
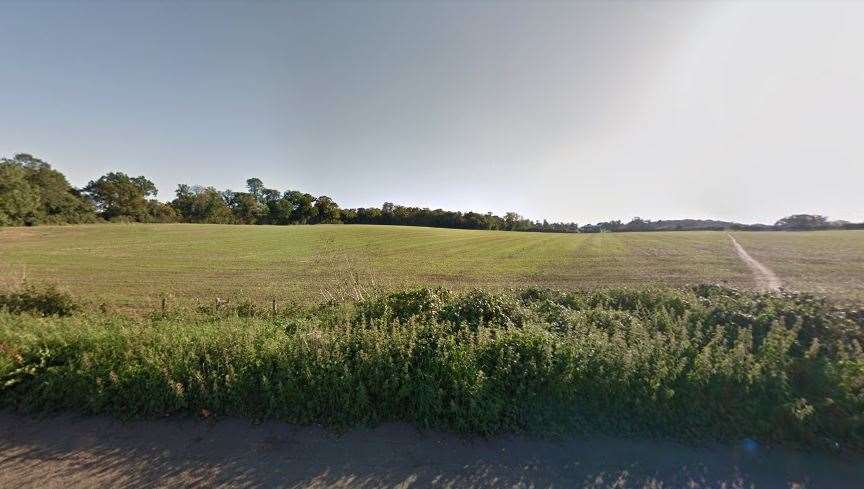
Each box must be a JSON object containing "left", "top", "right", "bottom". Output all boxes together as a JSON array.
[
  {"left": 161, "top": 297, "right": 166, "bottom": 312},
  {"left": 272, "top": 299, "right": 277, "bottom": 316}
]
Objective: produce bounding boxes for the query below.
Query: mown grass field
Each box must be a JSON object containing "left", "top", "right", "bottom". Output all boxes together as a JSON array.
[
  {"left": 731, "top": 231, "right": 864, "bottom": 303},
  {"left": 1, "top": 224, "right": 862, "bottom": 309}
]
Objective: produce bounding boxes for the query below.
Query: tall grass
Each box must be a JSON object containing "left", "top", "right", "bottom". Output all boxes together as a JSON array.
[{"left": 1, "top": 285, "right": 862, "bottom": 450}]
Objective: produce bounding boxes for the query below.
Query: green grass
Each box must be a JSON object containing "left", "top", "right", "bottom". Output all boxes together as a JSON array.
[
  {"left": 2, "top": 286, "right": 862, "bottom": 448},
  {"left": 0, "top": 224, "right": 742, "bottom": 308},
  {"left": 1, "top": 224, "right": 862, "bottom": 309},
  {"left": 731, "top": 231, "right": 864, "bottom": 304}
]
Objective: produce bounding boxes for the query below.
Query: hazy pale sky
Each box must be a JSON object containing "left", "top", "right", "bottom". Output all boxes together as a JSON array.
[{"left": 2, "top": 1, "right": 862, "bottom": 224}]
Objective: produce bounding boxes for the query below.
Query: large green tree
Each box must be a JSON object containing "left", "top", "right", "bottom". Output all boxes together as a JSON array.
[
  {"left": 313, "top": 195, "right": 341, "bottom": 224},
  {"left": 83, "top": 172, "right": 158, "bottom": 221},
  {"left": 775, "top": 214, "right": 829, "bottom": 230},
  {"left": 228, "top": 191, "right": 267, "bottom": 224},
  {"left": 0, "top": 161, "right": 40, "bottom": 226},
  {"left": 278, "top": 190, "right": 318, "bottom": 224},
  {"left": 170, "top": 185, "right": 234, "bottom": 224},
  {"left": 0, "top": 153, "right": 95, "bottom": 226}
]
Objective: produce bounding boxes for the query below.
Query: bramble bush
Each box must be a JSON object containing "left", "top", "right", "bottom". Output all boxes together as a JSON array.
[
  {"left": 0, "top": 284, "right": 79, "bottom": 317},
  {"left": 0, "top": 285, "right": 862, "bottom": 450}
]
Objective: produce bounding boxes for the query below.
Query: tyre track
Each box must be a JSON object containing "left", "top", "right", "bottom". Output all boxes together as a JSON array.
[{"left": 728, "top": 234, "right": 782, "bottom": 292}]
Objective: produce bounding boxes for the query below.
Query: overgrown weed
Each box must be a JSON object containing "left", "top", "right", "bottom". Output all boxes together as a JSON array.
[{"left": 1, "top": 284, "right": 862, "bottom": 451}]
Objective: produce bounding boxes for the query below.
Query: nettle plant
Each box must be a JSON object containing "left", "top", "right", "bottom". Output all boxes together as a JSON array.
[{"left": 0, "top": 284, "right": 862, "bottom": 450}]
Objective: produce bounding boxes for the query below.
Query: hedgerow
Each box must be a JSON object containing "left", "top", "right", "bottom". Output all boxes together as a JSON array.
[{"left": 0, "top": 285, "right": 861, "bottom": 450}]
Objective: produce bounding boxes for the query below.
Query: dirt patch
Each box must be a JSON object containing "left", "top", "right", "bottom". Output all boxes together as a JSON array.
[
  {"left": 1, "top": 413, "right": 861, "bottom": 488},
  {"left": 729, "top": 234, "right": 782, "bottom": 292}
]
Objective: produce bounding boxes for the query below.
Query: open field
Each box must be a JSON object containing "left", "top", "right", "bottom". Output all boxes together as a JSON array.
[
  {"left": 732, "top": 231, "right": 864, "bottom": 303},
  {"left": 1, "top": 224, "right": 863, "bottom": 308}
]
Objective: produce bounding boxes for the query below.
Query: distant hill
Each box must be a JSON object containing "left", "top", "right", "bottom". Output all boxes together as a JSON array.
[{"left": 581, "top": 216, "right": 863, "bottom": 233}]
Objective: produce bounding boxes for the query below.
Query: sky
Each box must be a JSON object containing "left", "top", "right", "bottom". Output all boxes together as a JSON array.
[{"left": 1, "top": 1, "right": 862, "bottom": 225}]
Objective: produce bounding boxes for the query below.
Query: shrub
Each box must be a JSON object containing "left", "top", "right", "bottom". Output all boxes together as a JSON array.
[
  {"left": 0, "top": 285, "right": 862, "bottom": 450},
  {"left": 234, "top": 299, "right": 258, "bottom": 318},
  {"left": 587, "top": 287, "right": 692, "bottom": 318},
  {"left": 355, "top": 287, "right": 452, "bottom": 325},
  {"left": 355, "top": 288, "right": 525, "bottom": 329},
  {"left": 441, "top": 289, "right": 525, "bottom": 328},
  {"left": 0, "top": 284, "right": 79, "bottom": 317}
]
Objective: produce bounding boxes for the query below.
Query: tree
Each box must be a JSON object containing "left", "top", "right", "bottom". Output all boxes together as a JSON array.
[
  {"left": 170, "top": 185, "right": 234, "bottom": 223},
  {"left": 1, "top": 152, "right": 586, "bottom": 232},
  {"left": 171, "top": 184, "right": 195, "bottom": 219},
  {"left": 145, "top": 199, "right": 179, "bottom": 223},
  {"left": 597, "top": 220, "right": 623, "bottom": 232},
  {"left": 348, "top": 207, "right": 382, "bottom": 224},
  {"left": 281, "top": 190, "right": 317, "bottom": 224},
  {"left": 24, "top": 162, "right": 95, "bottom": 224},
  {"left": 258, "top": 187, "right": 282, "bottom": 223},
  {"left": 775, "top": 214, "right": 829, "bottom": 230},
  {"left": 340, "top": 208, "right": 357, "bottom": 222},
  {"left": 268, "top": 196, "right": 295, "bottom": 225},
  {"left": 261, "top": 188, "right": 281, "bottom": 203},
  {"left": 313, "top": 195, "right": 341, "bottom": 223},
  {"left": 0, "top": 161, "right": 40, "bottom": 226},
  {"left": 0, "top": 153, "right": 95, "bottom": 225},
  {"left": 504, "top": 212, "right": 523, "bottom": 231},
  {"left": 83, "top": 172, "right": 158, "bottom": 221},
  {"left": 246, "top": 178, "right": 264, "bottom": 201},
  {"left": 625, "top": 217, "right": 650, "bottom": 231},
  {"left": 228, "top": 191, "right": 267, "bottom": 224}
]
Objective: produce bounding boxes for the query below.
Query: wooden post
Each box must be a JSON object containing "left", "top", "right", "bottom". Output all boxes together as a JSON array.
[
  {"left": 272, "top": 299, "right": 277, "bottom": 316},
  {"left": 161, "top": 297, "right": 166, "bottom": 312}
]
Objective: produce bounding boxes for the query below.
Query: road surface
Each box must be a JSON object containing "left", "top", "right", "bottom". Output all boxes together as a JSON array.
[{"left": 1, "top": 413, "right": 861, "bottom": 488}]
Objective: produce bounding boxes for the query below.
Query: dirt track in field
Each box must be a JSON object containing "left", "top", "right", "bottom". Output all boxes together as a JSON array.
[
  {"left": 1, "top": 413, "right": 862, "bottom": 488},
  {"left": 729, "top": 234, "right": 782, "bottom": 292}
]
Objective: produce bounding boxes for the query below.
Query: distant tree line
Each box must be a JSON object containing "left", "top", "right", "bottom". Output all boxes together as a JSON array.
[
  {"left": 166, "top": 178, "right": 579, "bottom": 232},
  {"left": 1, "top": 153, "right": 860, "bottom": 232},
  {"left": 0, "top": 154, "right": 578, "bottom": 232},
  {"left": 579, "top": 215, "right": 864, "bottom": 232}
]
